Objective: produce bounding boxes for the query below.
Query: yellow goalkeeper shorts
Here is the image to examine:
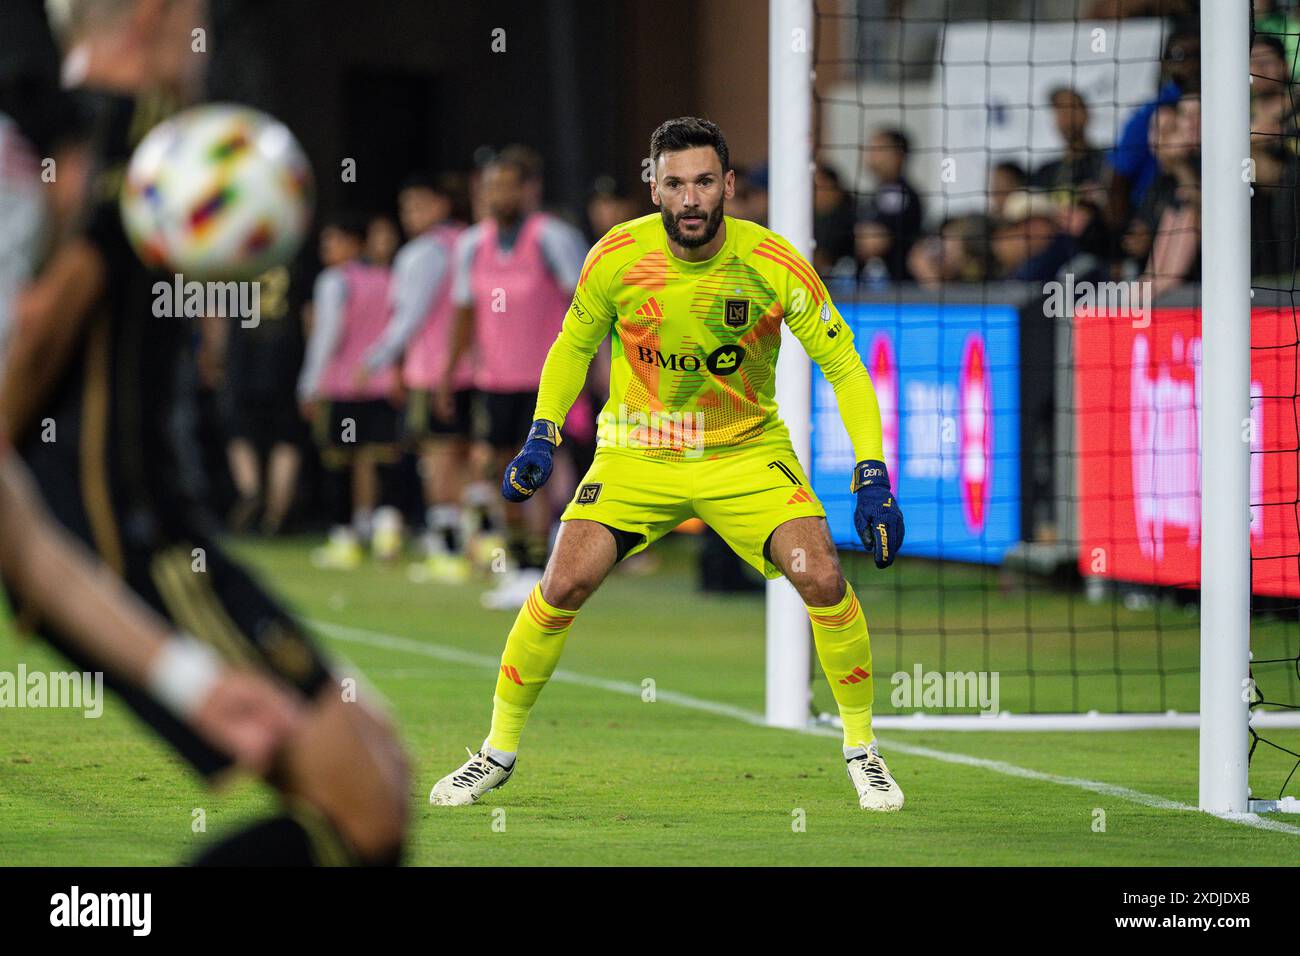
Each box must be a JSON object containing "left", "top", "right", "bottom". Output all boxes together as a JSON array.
[{"left": 559, "top": 439, "right": 827, "bottom": 579}]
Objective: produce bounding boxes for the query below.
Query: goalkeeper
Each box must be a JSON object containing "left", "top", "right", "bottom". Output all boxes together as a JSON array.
[{"left": 430, "top": 117, "right": 906, "bottom": 811}]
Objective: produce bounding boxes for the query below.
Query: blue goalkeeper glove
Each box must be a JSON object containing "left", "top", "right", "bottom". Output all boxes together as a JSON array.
[
  {"left": 502, "top": 420, "right": 561, "bottom": 502},
  {"left": 852, "top": 459, "right": 904, "bottom": 569}
]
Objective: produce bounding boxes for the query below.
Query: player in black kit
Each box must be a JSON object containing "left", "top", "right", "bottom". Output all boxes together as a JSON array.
[{"left": 0, "top": 0, "right": 409, "bottom": 866}]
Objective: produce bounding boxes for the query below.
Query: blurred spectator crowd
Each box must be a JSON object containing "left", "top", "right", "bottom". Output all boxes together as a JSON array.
[{"left": 792, "top": 5, "right": 1300, "bottom": 295}]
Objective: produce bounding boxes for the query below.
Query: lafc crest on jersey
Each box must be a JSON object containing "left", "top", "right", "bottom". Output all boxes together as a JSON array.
[{"left": 724, "top": 298, "right": 750, "bottom": 329}]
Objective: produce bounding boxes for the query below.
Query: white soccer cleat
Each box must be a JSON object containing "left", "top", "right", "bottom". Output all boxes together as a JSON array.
[
  {"left": 480, "top": 567, "right": 543, "bottom": 610},
  {"left": 429, "top": 748, "right": 515, "bottom": 806},
  {"left": 846, "top": 742, "right": 904, "bottom": 812}
]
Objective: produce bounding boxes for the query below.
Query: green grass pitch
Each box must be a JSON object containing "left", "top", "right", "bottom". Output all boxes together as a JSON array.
[{"left": 0, "top": 533, "right": 1297, "bottom": 866}]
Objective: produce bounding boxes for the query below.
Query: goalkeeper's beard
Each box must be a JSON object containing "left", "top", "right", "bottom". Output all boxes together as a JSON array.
[{"left": 661, "top": 201, "right": 725, "bottom": 249}]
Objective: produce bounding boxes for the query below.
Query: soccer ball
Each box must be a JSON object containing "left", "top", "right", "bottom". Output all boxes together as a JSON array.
[{"left": 120, "top": 103, "right": 313, "bottom": 280}]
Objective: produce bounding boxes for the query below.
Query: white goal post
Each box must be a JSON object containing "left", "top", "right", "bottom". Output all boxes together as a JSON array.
[
  {"left": 766, "top": 0, "right": 815, "bottom": 729},
  {"left": 1197, "top": 0, "right": 1253, "bottom": 815},
  {"left": 764, "top": 0, "right": 1300, "bottom": 802}
]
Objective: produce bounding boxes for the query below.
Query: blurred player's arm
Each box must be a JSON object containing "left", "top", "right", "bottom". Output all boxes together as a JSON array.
[
  {"left": 295, "top": 269, "right": 347, "bottom": 418},
  {"left": 0, "top": 446, "right": 301, "bottom": 773},
  {"left": 771, "top": 238, "right": 884, "bottom": 464},
  {"left": 2, "top": 111, "right": 111, "bottom": 443},
  {"left": 532, "top": 236, "right": 617, "bottom": 430},
  {"left": 360, "top": 239, "right": 447, "bottom": 379},
  {"left": 0, "top": 1, "right": 99, "bottom": 443},
  {"left": 0, "top": 236, "right": 105, "bottom": 442}
]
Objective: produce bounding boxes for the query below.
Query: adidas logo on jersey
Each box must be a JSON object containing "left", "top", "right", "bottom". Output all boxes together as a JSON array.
[{"left": 635, "top": 297, "right": 663, "bottom": 320}]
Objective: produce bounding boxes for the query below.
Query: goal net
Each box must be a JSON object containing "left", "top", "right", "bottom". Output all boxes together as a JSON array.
[{"left": 765, "top": 0, "right": 1300, "bottom": 809}]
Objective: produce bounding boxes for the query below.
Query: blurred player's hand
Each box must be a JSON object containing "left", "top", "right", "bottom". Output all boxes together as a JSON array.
[
  {"left": 299, "top": 399, "right": 319, "bottom": 423},
  {"left": 502, "top": 419, "right": 561, "bottom": 502},
  {"left": 852, "top": 460, "right": 904, "bottom": 569},
  {"left": 192, "top": 670, "right": 304, "bottom": 776}
]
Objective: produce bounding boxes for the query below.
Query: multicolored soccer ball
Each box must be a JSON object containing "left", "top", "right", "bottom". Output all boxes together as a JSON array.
[{"left": 120, "top": 103, "right": 313, "bottom": 280}]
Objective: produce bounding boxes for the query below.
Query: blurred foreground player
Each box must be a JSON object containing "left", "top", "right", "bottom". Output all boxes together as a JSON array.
[
  {"left": 0, "top": 0, "right": 91, "bottom": 387},
  {"left": 430, "top": 118, "right": 906, "bottom": 812},
  {"left": 0, "top": 438, "right": 302, "bottom": 780},
  {"left": 2, "top": 0, "right": 408, "bottom": 865}
]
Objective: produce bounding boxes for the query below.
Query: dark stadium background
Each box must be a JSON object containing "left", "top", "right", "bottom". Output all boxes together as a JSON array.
[
  {"left": 195, "top": 0, "right": 774, "bottom": 543},
  {"left": 204, "top": 0, "right": 772, "bottom": 225}
]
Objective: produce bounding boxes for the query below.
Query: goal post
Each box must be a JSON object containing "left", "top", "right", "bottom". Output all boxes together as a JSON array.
[
  {"left": 766, "top": 0, "right": 814, "bottom": 729},
  {"left": 1197, "top": 0, "right": 1252, "bottom": 815}
]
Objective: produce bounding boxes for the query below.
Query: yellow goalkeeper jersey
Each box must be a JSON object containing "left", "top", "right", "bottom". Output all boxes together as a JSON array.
[{"left": 534, "top": 213, "right": 883, "bottom": 463}]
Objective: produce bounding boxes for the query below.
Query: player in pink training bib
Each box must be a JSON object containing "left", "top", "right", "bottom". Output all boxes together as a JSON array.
[
  {"left": 442, "top": 148, "right": 588, "bottom": 609},
  {"left": 361, "top": 173, "right": 476, "bottom": 582},
  {"left": 298, "top": 213, "right": 405, "bottom": 567}
]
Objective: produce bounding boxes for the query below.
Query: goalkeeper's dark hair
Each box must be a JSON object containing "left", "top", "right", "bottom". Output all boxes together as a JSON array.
[{"left": 650, "top": 116, "right": 730, "bottom": 173}]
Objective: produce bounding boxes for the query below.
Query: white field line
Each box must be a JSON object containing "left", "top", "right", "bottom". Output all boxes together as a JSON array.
[
  {"left": 867, "top": 712, "right": 1300, "bottom": 731},
  {"left": 308, "top": 618, "right": 1300, "bottom": 837}
]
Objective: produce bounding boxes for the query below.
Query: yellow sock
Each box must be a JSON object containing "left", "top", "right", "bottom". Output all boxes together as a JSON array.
[
  {"left": 807, "top": 583, "right": 875, "bottom": 749},
  {"left": 486, "top": 583, "right": 579, "bottom": 752}
]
